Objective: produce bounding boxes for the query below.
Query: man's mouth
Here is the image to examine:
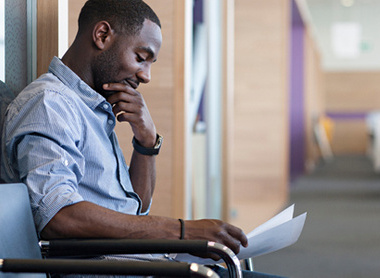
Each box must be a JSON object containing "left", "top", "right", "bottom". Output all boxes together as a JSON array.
[{"left": 123, "top": 79, "right": 139, "bottom": 89}]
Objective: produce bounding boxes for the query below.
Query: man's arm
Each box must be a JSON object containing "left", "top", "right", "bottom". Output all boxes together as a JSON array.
[
  {"left": 105, "top": 83, "right": 157, "bottom": 212},
  {"left": 128, "top": 149, "right": 156, "bottom": 212},
  {"left": 41, "top": 201, "right": 248, "bottom": 256}
]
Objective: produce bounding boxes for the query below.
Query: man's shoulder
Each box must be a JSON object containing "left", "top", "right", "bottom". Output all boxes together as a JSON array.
[
  {"left": 6, "top": 73, "right": 81, "bottom": 126},
  {"left": 13, "top": 73, "right": 75, "bottom": 108},
  {"left": 23, "top": 72, "right": 68, "bottom": 96},
  {"left": 4, "top": 73, "right": 85, "bottom": 136}
]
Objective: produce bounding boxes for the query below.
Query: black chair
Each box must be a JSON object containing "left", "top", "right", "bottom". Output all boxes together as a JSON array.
[
  {"left": 0, "top": 80, "right": 15, "bottom": 184},
  {"left": 0, "top": 183, "right": 242, "bottom": 277},
  {"left": 0, "top": 81, "right": 14, "bottom": 127}
]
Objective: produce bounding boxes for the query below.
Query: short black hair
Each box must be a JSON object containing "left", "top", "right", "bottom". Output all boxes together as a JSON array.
[{"left": 78, "top": 0, "right": 161, "bottom": 36}]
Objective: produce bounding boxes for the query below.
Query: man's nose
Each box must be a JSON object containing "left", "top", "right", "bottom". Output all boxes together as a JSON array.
[{"left": 137, "top": 65, "right": 151, "bottom": 84}]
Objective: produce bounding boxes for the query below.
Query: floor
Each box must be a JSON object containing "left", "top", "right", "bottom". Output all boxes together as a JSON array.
[{"left": 253, "top": 155, "right": 380, "bottom": 278}]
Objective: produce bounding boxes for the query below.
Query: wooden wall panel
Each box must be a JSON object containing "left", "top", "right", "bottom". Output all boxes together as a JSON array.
[
  {"left": 68, "top": 0, "right": 85, "bottom": 45},
  {"left": 325, "top": 72, "right": 380, "bottom": 111},
  {"left": 330, "top": 120, "right": 368, "bottom": 154},
  {"left": 37, "top": 0, "right": 58, "bottom": 77},
  {"left": 171, "top": 0, "right": 188, "bottom": 219},
  {"left": 304, "top": 28, "right": 325, "bottom": 170},
  {"left": 324, "top": 71, "right": 380, "bottom": 154},
  {"left": 231, "top": 0, "right": 289, "bottom": 232},
  {"left": 114, "top": 0, "right": 179, "bottom": 217}
]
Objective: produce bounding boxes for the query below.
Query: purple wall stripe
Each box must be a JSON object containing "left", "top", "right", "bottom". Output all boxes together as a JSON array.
[
  {"left": 326, "top": 112, "right": 368, "bottom": 120},
  {"left": 289, "top": 0, "right": 305, "bottom": 182}
]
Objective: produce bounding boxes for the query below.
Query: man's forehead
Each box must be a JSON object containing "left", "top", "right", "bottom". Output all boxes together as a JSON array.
[
  {"left": 139, "top": 20, "right": 162, "bottom": 44},
  {"left": 134, "top": 20, "right": 162, "bottom": 56}
]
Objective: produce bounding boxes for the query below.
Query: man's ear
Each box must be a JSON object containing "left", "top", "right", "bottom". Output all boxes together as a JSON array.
[{"left": 92, "top": 21, "right": 114, "bottom": 50}]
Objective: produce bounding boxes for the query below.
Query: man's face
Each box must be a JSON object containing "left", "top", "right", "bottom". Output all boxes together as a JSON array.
[{"left": 92, "top": 19, "right": 162, "bottom": 97}]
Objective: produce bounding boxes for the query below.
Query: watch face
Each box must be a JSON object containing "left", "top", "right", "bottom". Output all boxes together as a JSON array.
[{"left": 154, "top": 135, "right": 163, "bottom": 149}]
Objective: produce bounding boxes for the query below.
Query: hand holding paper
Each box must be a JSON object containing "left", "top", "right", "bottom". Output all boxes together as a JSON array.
[{"left": 172, "top": 204, "right": 307, "bottom": 264}]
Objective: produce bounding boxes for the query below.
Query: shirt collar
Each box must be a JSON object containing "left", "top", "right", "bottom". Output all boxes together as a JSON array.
[{"left": 48, "top": 56, "right": 106, "bottom": 110}]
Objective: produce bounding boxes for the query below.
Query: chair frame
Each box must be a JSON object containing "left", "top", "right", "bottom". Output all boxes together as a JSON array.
[
  {"left": 0, "top": 183, "right": 242, "bottom": 278},
  {"left": 0, "top": 258, "right": 218, "bottom": 277}
]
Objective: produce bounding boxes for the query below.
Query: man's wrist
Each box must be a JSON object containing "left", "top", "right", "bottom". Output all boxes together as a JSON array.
[{"left": 132, "top": 134, "right": 163, "bottom": 156}]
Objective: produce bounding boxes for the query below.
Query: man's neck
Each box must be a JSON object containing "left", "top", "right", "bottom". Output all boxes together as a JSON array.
[{"left": 61, "top": 41, "right": 95, "bottom": 90}]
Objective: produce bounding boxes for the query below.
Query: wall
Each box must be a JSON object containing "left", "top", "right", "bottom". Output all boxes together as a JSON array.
[
  {"left": 289, "top": 0, "right": 305, "bottom": 181},
  {"left": 37, "top": 0, "right": 58, "bottom": 77},
  {"left": 304, "top": 27, "right": 325, "bottom": 170},
  {"left": 229, "top": 0, "right": 290, "bottom": 232},
  {"left": 68, "top": 0, "right": 83, "bottom": 45},
  {"left": 115, "top": 0, "right": 183, "bottom": 218},
  {"left": 324, "top": 72, "right": 380, "bottom": 154}
]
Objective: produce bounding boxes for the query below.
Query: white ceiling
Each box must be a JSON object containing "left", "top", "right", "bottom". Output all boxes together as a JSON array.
[{"left": 299, "top": 0, "right": 380, "bottom": 71}]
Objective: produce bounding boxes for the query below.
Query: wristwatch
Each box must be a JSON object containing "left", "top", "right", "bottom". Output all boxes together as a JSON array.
[{"left": 132, "top": 134, "right": 163, "bottom": 156}]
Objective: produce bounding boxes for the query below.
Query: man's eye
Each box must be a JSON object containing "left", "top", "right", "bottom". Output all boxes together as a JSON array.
[{"left": 136, "top": 54, "right": 145, "bottom": 62}]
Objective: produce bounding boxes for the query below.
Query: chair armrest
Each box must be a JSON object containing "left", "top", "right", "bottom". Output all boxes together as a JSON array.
[
  {"left": 0, "top": 258, "right": 219, "bottom": 277},
  {"left": 206, "top": 242, "right": 242, "bottom": 278},
  {"left": 41, "top": 239, "right": 209, "bottom": 257},
  {"left": 40, "top": 239, "right": 242, "bottom": 278}
]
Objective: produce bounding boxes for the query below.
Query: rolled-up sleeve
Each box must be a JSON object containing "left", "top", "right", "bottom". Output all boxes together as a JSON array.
[
  {"left": 17, "top": 132, "right": 84, "bottom": 232},
  {"left": 5, "top": 90, "right": 85, "bottom": 232}
]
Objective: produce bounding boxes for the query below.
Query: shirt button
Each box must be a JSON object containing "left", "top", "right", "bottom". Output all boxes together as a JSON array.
[
  {"left": 103, "top": 103, "right": 109, "bottom": 110},
  {"left": 108, "top": 119, "right": 114, "bottom": 125},
  {"left": 64, "top": 160, "right": 69, "bottom": 166}
]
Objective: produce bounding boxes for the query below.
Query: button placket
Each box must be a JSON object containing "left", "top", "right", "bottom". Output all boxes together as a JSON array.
[{"left": 98, "top": 101, "right": 116, "bottom": 134}]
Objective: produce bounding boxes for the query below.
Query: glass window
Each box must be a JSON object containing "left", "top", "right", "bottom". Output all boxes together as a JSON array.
[{"left": 0, "top": 0, "right": 5, "bottom": 81}]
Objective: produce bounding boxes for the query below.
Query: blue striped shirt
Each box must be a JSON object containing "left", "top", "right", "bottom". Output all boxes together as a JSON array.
[{"left": 1, "top": 57, "right": 148, "bottom": 233}]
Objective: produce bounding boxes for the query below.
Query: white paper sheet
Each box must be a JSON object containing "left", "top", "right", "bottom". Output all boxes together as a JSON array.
[
  {"left": 172, "top": 205, "right": 307, "bottom": 265},
  {"left": 246, "top": 204, "right": 294, "bottom": 238},
  {"left": 239, "top": 212, "right": 307, "bottom": 259}
]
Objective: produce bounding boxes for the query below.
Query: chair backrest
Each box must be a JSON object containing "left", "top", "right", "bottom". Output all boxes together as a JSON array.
[
  {"left": 0, "top": 81, "right": 15, "bottom": 130},
  {"left": 0, "top": 81, "right": 15, "bottom": 183},
  {"left": 0, "top": 183, "right": 45, "bottom": 278}
]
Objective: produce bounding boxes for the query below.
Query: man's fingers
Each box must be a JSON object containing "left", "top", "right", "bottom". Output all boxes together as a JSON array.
[
  {"left": 103, "top": 86, "right": 156, "bottom": 145},
  {"left": 107, "top": 92, "right": 136, "bottom": 106},
  {"left": 227, "top": 225, "right": 248, "bottom": 248},
  {"left": 216, "top": 222, "right": 247, "bottom": 253},
  {"left": 221, "top": 233, "right": 242, "bottom": 255},
  {"left": 186, "top": 219, "right": 248, "bottom": 255},
  {"left": 104, "top": 84, "right": 140, "bottom": 106},
  {"left": 116, "top": 111, "right": 136, "bottom": 123},
  {"left": 112, "top": 102, "right": 139, "bottom": 116},
  {"left": 103, "top": 82, "right": 137, "bottom": 92}
]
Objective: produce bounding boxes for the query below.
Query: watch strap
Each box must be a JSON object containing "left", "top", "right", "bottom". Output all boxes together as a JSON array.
[{"left": 132, "top": 134, "right": 163, "bottom": 156}]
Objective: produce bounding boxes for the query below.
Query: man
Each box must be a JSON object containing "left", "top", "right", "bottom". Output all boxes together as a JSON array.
[{"left": 1, "top": 1, "right": 284, "bottom": 277}]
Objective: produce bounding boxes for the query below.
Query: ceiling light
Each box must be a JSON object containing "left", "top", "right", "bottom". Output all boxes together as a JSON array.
[
  {"left": 341, "top": 0, "right": 355, "bottom": 7},
  {"left": 331, "top": 22, "right": 361, "bottom": 58}
]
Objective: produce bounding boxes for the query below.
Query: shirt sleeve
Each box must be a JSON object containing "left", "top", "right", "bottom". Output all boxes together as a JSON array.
[{"left": 5, "top": 90, "right": 85, "bottom": 233}]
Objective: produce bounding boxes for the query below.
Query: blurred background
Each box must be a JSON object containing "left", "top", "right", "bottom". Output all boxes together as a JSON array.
[{"left": 1, "top": 0, "right": 380, "bottom": 277}]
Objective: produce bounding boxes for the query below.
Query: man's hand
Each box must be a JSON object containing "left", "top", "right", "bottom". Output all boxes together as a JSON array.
[
  {"left": 104, "top": 82, "right": 156, "bottom": 147},
  {"left": 103, "top": 82, "right": 157, "bottom": 211},
  {"left": 185, "top": 219, "right": 248, "bottom": 257}
]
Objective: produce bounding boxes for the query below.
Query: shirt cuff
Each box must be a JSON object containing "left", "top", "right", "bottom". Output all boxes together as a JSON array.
[{"left": 35, "top": 191, "right": 84, "bottom": 235}]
